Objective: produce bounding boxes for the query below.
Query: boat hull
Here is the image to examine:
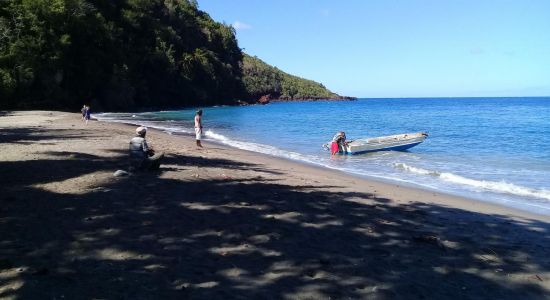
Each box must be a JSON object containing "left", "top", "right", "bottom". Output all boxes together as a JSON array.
[{"left": 339, "top": 132, "right": 427, "bottom": 155}]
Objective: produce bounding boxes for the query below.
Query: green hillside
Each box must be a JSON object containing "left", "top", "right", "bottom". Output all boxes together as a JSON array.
[
  {"left": 242, "top": 54, "right": 344, "bottom": 101},
  {"left": 0, "top": 0, "right": 350, "bottom": 111},
  {"left": 0, "top": 0, "right": 244, "bottom": 110}
]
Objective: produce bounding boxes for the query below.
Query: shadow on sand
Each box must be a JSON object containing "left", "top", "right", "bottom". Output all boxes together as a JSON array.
[{"left": 0, "top": 128, "right": 549, "bottom": 300}]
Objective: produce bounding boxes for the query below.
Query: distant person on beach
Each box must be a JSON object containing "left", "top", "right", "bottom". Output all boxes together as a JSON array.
[
  {"left": 331, "top": 131, "right": 347, "bottom": 155},
  {"left": 129, "top": 126, "right": 164, "bottom": 171},
  {"left": 84, "top": 105, "right": 91, "bottom": 124},
  {"left": 194, "top": 109, "right": 203, "bottom": 148},
  {"left": 81, "top": 105, "right": 87, "bottom": 121}
]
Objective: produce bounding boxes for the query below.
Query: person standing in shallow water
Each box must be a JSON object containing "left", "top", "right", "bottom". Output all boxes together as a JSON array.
[
  {"left": 194, "top": 109, "right": 203, "bottom": 148},
  {"left": 331, "top": 131, "right": 348, "bottom": 155}
]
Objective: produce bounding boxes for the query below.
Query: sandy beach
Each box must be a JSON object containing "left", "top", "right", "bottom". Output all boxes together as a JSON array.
[{"left": 1, "top": 111, "right": 549, "bottom": 299}]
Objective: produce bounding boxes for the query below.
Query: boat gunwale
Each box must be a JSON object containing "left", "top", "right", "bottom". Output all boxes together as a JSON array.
[{"left": 342, "top": 132, "right": 427, "bottom": 154}]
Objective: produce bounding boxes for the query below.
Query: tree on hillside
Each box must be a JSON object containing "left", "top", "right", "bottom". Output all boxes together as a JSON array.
[
  {"left": 0, "top": 0, "right": 347, "bottom": 111},
  {"left": 0, "top": 0, "right": 244, "bottom": 111},
  {"left": 242, "top": 54, "right": 341, "bottom": 101}
]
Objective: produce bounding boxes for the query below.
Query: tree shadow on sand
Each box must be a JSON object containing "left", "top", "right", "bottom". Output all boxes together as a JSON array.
[
  {"left": 1, "top": 142, "right": 549, "bottom": 299},
  {"left": 0, "top": 127, "right": 107, "bottom": 144}
]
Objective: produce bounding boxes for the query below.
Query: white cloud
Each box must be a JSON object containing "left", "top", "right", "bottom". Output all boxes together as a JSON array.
[{"left": 232, "top": 21, "right": 251, "bottom": 30}]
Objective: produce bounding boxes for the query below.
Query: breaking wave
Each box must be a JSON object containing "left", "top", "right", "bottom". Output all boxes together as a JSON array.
[
  {"left": 394, "top": 163, "right": 550, "bottom": 201},
  {"left": 204, "top": 130, "right": 322, "bottom": 164}
]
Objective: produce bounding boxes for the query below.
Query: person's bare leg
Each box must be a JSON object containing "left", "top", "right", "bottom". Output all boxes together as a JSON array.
[{"left": 196, "top": 140, "right": 202, "bottom": 148}]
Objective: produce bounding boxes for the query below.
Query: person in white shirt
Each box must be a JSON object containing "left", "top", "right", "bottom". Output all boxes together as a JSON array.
[{"left": 194, "top": 109, "right": 203, "bottom": 148}]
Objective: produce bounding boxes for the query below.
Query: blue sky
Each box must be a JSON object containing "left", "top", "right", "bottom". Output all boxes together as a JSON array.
[{"left": 198, "top": 0, "right": 550, "bottom": 98}]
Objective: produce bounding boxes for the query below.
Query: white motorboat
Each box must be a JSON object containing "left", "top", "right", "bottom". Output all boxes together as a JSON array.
[{"left": 324, "top": 132, "right": 428, "bottom": 155}]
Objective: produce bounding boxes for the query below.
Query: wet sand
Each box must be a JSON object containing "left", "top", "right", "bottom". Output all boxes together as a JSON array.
[{"left": 1, "top": 111, "right": 549, "bottom": 299}]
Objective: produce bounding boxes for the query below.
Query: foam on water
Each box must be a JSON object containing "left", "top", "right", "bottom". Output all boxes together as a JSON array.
[
  {"left": 189, "top": 130, "right": 450, "bottom": 190},
  {"left": 94, "top": 97, "right": 550, "bottom": 216},
  {"left": 95, "top": 113, "right": 195, "bottom": 135},
  {"left": 395, "top": 163, "right": 550, "bottom": 201},
  {"left": 204, "top": 130, "right": 326, "bottom": 166},
  {"left": 203, "top": 127, "right": 550, "bottom": 215}
]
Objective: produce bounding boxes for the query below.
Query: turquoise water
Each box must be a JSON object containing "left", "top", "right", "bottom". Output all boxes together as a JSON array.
[{"left": 96, "top": 97, "right": 550, "bottom": 215}]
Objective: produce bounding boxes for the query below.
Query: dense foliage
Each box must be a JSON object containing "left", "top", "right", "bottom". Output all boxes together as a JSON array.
[
  {"left": 0, "top": 0, "right": 344, "bottom": 111},
  {"left": 0, "top": 0, "right": 244, "bottom": 110},
  {"left": 242, "top": 54, "right": 340, "bottom": 100}
]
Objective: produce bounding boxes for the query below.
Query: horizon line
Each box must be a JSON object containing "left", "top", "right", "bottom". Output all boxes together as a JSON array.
[{"left": 353, "top": 95, "right": 550, "bottom": 99}]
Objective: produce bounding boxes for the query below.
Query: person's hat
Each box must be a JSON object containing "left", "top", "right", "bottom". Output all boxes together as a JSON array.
[{"left": 136, "top": 126, "right": 147, "bottom": 135}]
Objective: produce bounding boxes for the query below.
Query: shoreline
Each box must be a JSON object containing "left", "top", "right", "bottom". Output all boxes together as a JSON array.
[
  {"left": 1, "top": 111, "right": 549, "bottom": 299},
  {"left": 197, "top": 135, "right": 550, "bottom": 222},
  {"left": 96, "top": 114, "right": 549, "bottom": 221}
]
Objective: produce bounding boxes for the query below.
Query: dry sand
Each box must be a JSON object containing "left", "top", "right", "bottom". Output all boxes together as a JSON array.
[{"left": 0, "top": 110, "right": 549, "bottom": 299}]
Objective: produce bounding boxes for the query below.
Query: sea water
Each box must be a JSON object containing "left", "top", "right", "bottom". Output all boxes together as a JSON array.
[{"left": 95, "top": 97, "right": 550, "bottom": 216}]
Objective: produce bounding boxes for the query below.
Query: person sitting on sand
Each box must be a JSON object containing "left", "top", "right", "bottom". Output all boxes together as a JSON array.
[
  {"left": 330, "top": 131, "right": 348, "bottom": 155},
  {"left": 194, "top": 109, "right": 203, "bottom": 148},
  {"left": 129, "top": 126, "right": 164, "bottom": 171}
]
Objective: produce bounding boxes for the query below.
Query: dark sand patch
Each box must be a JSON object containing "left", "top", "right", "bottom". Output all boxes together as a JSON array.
[{"left": 0, "top": 111, "right": 548, "bottom": 299}]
